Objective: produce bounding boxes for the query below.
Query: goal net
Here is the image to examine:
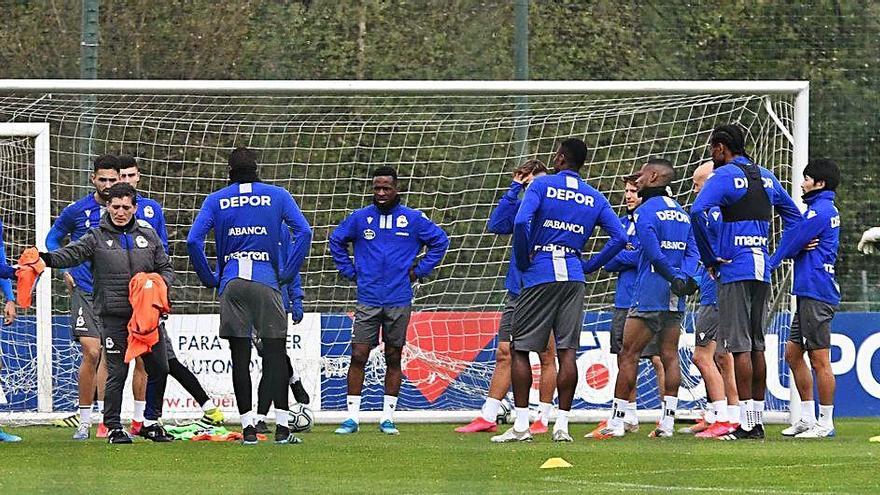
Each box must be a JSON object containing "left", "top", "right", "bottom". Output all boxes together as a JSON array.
[{"left": 0, "top": 82, "right": 805, "bottom": 423}]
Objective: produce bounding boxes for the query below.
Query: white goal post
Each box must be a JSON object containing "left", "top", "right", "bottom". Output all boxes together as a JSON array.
[{"left": 0, "top": 80, "right": 807, "bottom": 425}]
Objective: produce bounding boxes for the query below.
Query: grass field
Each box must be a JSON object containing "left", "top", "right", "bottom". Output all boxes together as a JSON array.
[{"left": 0, "top": 420, "right": 877, "bottom": 494}]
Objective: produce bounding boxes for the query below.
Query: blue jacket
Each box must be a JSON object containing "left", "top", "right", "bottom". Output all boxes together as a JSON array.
[
  {"left": 487, "top": 181, "right": 525, "bottom": 297},
  {"left": 187, "top": 181, "right": 312, "bottom": 294},
  {"left": 329, "top": 202, "right": 449, "bottom": 307},
  {"left": 46, "top": 194, "right": 104, "bottom": 294},
  {"left": 513, "top": 170, "right": 626, "bottom": 289},
  {"left": 603, "top": 212, "right": 640, "bottom": 309},
  {"left": 135, "top": 194, "right": 169, "bottom": 253},
  {"left": 690, "top": 156, "right": 802, "bottom": 284},
  {"left": 633, "top": 194, "right": 699, "bottom": 312},
  {"left": 279, "top": 227, "right": 304, "bottom": 312},
  {"left": 769, "top": 190, "right": 840, "bottom": 305},
  {"left": 695, "top": 207, "right": 721, "bottom": 307}
]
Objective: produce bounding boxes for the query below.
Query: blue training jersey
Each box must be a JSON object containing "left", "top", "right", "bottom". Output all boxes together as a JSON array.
[
  {"left": 632, "top": 194, "right": 699, "bottom": 312},
  {"left": 486, "top": 181, "right": 525, "bottom": 297},
  {"left": 46, "top": 194, "right": 104, "bottom": 294},
  {"left": 329, "top": 202, "right": 449, "bottom": 307},
  {"left": 186, "top": 181, "right": 312, "bottom": 294},
  {"left": 512, "top": 169, "right": 626, "bottom": 289},
  {"left": 603, "top": 212, "right": 640, "bottom": 309},
  {"left": 769, "top": 190, "right": 840, "bottom": 306},
  {"left": 135, "top": 194, "right": 169, "bottom": 253},
  {"left": 690, "top": 156, "right": 802, "bottom": 284},
  {"left": 0, "top": 220, "right": 15, "bottom": 298}
]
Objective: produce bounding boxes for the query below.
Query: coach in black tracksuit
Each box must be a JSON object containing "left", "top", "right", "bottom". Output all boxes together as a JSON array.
[{"left": 40, "top": 183, "right": 174, "bottom": 444}]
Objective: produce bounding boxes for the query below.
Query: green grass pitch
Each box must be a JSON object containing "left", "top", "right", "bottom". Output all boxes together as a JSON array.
[{"left": 0, "top": 420, "right": 877, "bottom": 494}]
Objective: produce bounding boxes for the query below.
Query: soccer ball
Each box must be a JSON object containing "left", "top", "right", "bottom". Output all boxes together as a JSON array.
[
  {"left": 496, "top": 400, "right": 513, "bottom": 425},
  {"left": 289, "top": 404, "right": 314, "bottom": 433}
]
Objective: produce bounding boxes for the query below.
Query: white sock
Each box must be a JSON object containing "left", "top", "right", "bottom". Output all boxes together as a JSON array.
[
  {"left": 553, "top": 409, "right": 569, "bottom": 433},
  {"left": 753, "top": 400, "right": 765, "bottom": 425},
  {"left": 538, "top": 401, "right": 552, "bottom": 425},
  {"left": 801, "top": 400, "right": 817, "bottom": 424},
  {"left": 513, "top": 407, "right": 529, "bottom": 432},
  {"left": 201, "top": 400, "right": 215, "bottom": 412},
  {"left": 660, "top": 395, "right": 678, "bottom": 430},
  {"left": 741, "top": 400, "right": 754, "bottom": 430},
  {"left": 728, "top": 404, "right": 741, "bottom": 424},
  {"left": 289, "top": 367, "right": 301, "bottom": 383},
  {"left": 713, "top": 400, "right": 728, "bottom": 423},
  {"left": 255, "top": 413, "right": 266, "bottom": 424},
  {"left": 381, "top": 395, "right": 398, "bottom": 423},
  {"left": 133, "top": 400, "right": 146, "bottom": 423},
  {"left": 276, "top": 409, "right": 289, "bottom": 428},
  {"left": 818, "top": 404, "right": 834, "bottom": 428},
  {"left": 624, "top": 402, "right": 638, "bottom": 425},
  {"left": 241, "top": 410, "right": 255, "bottom": 428},
  {"left": 346, "top": 395, "right": 361, "bottom": 424},
  {"left": 481, "top": 397, "right": 502, "bottom": 423},
  {"left": 143, "top": 419, "right": 157, "bottom": 427},
  {"left": 79, "top": 406, "right": 92, "bottom": 426},
  {"left": 96, "top": 400, "right": 104, "bottom": 415},
  {"left": 704, "top": 403, "right": 717, "bottom": 424},
  {"left": 609, "top": 398, "right": 628, "bottom": 429}
]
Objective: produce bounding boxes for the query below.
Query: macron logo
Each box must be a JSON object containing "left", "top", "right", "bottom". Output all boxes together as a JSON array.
[
  {"left": 734, "top": 235, "right": 768, "bottom": 247},
  {"left": 219, "top": 195, "right": 272, "bottom": 210},
  {"left": 546, "top": 186, "right": 595, "bottom": 207}
]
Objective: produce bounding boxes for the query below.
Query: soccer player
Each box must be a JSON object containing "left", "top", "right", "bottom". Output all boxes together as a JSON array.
[
  {"left": 690, "top": 124, "right": 803, "bottom": 440},
  {"left": 601, "top": 174, "right": 666, "bottom": 433},
  {"left": 492, "top": 138, "right": 626, "bottom": 443},
  {"left": 455, "top": 160, "right": 559, "bottom": 435},
  {"left": 40, "top": 183, "right": 174, "bottom": 444},
  {"left": 686, "top": 162, "right": 738, "bottom": 438},
  {"left": 46, "top": 154, "right": 119, "bottom": 440},
  {"left": 118, "top": 155, "right": 224, "bottom": 434},
  {"left": 187, "top": 147, "right": 312, "bottom": 445},
  {"left": 588, "top": 158, "right": 698, "bottom": 439},
  {"left": 769, "top": 159, "right": 841, "bottom": 438},
  {"left": 0, "top": 218, "right": 19, "bottom": 442},
  {"left": 329, "top": 166, "right": 449, "bottom": 436}
]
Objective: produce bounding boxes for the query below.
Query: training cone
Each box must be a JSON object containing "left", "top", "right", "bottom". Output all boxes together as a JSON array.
[
  {"left": 869, "top": 435, "right": 880, "bottom": 443},
  {"left": 540, "top": 457, "right": 572, "bottom": 469}
]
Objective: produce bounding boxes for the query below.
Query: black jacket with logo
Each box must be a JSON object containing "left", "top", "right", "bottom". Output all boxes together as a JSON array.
[{"left": 43, "top": 214, "right": 174, "bottom": 318}]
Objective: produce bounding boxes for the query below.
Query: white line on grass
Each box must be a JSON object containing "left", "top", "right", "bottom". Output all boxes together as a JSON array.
[
  {"left": 628, "top": 460, "right": 873, "bottom": 476},
  {"left": 541, "top": 477, "right": 844, "bottom": 495}
]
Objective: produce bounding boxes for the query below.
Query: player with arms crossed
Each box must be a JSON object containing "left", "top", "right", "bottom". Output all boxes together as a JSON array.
[
  {"left": 686, "top": 162, "right": 739, "bottom": 438},
  {"left": 492, "top": 138, "right": 626, "bottom": 443},
  {"left": 770, "top": 159, "right": 841, "bottom": 438},
  {"left": 187, "top": 147, "right": 312, "bottom": 445},
  {"left": 118, "top": 155, "right": 224, "bottom": 433},
  {"left": 330, "top": 166, "right": 449, "bottom": 436},
  {"left": 588, "top": 158, "right": 698, "bottom": 439},
  {"left": 690, "top": 124, "right": 802, "bottom": 440},
  {"left": 46, "top": 155, "right": 119, "bottom": 439},
  {"left": 599, "top": 174, "right": 667, "bottom": 433},
  {"left": 456, "top": 160, "right": 558, "bottom": 435}
]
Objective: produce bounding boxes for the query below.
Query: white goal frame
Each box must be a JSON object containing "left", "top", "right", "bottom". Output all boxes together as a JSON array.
[{"left": 0, "top": 80, "right": 808, "bottom": 424}]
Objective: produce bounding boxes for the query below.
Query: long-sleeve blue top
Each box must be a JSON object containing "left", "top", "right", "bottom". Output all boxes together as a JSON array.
[
  {"left": 487, "top": 181, "right": 525, "bottom": 297},
  {"left": 768, "top": 190, "right": 840, "bottom": 305},
  {"left": 329, "top": 202, "right": 449, "bottom": 307},
  {"left": 45, "top": 194, "right": 104, "bottom": 294},
  {"left": 695, "top": 206, "right": 721, "bottom": 306},
  {"left": 186, "top": 181, "right": 312, "bottom": 294},
  {"left": 603, "top": 212, "right": 640, "bottom": 309},
  {"left": 690, "top": 156, "right": 802, "bottom": 284},
  {"left": 135, "top": 194, "right": 169, "bottom": 253},
  {"left": 0, "top": 220, "right": 16, "bottom": 299},
  {"left": 512, "top": 170, "right": 626, "bottom": 289}
]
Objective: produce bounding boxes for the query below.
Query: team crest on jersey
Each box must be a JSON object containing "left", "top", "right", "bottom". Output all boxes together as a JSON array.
[
  {"left": 363, "top": 229, "right": 376, "bottom": 240},
  {"left": 396, "top": 216, "right": 408, "bottom": 228},
  {"left": 135, "top": 235, "right": 148, "bottom": 248},
  {"left": 143, "top": 205, "right": 154, "bottom": 218}
]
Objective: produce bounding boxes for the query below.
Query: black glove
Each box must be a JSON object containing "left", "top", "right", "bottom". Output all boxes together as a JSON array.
[{"left": 670, "top": 277, "right": 699, "bottom": 297}]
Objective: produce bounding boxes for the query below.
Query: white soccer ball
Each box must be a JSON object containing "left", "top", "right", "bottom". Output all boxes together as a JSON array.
[
  {"left": 289, "top": 404, "right": 314, "bottom": 433},
  {"left": 496, "top": 399, "right": 513, "bottom": 425}
]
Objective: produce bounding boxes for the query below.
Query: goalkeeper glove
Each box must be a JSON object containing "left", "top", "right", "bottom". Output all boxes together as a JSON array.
[
  {"left": 670, "top": 277, "right": 699, "bottom": 297},
  {"left": 858, "top": 227, "right": 880, "bottom": 254}
]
